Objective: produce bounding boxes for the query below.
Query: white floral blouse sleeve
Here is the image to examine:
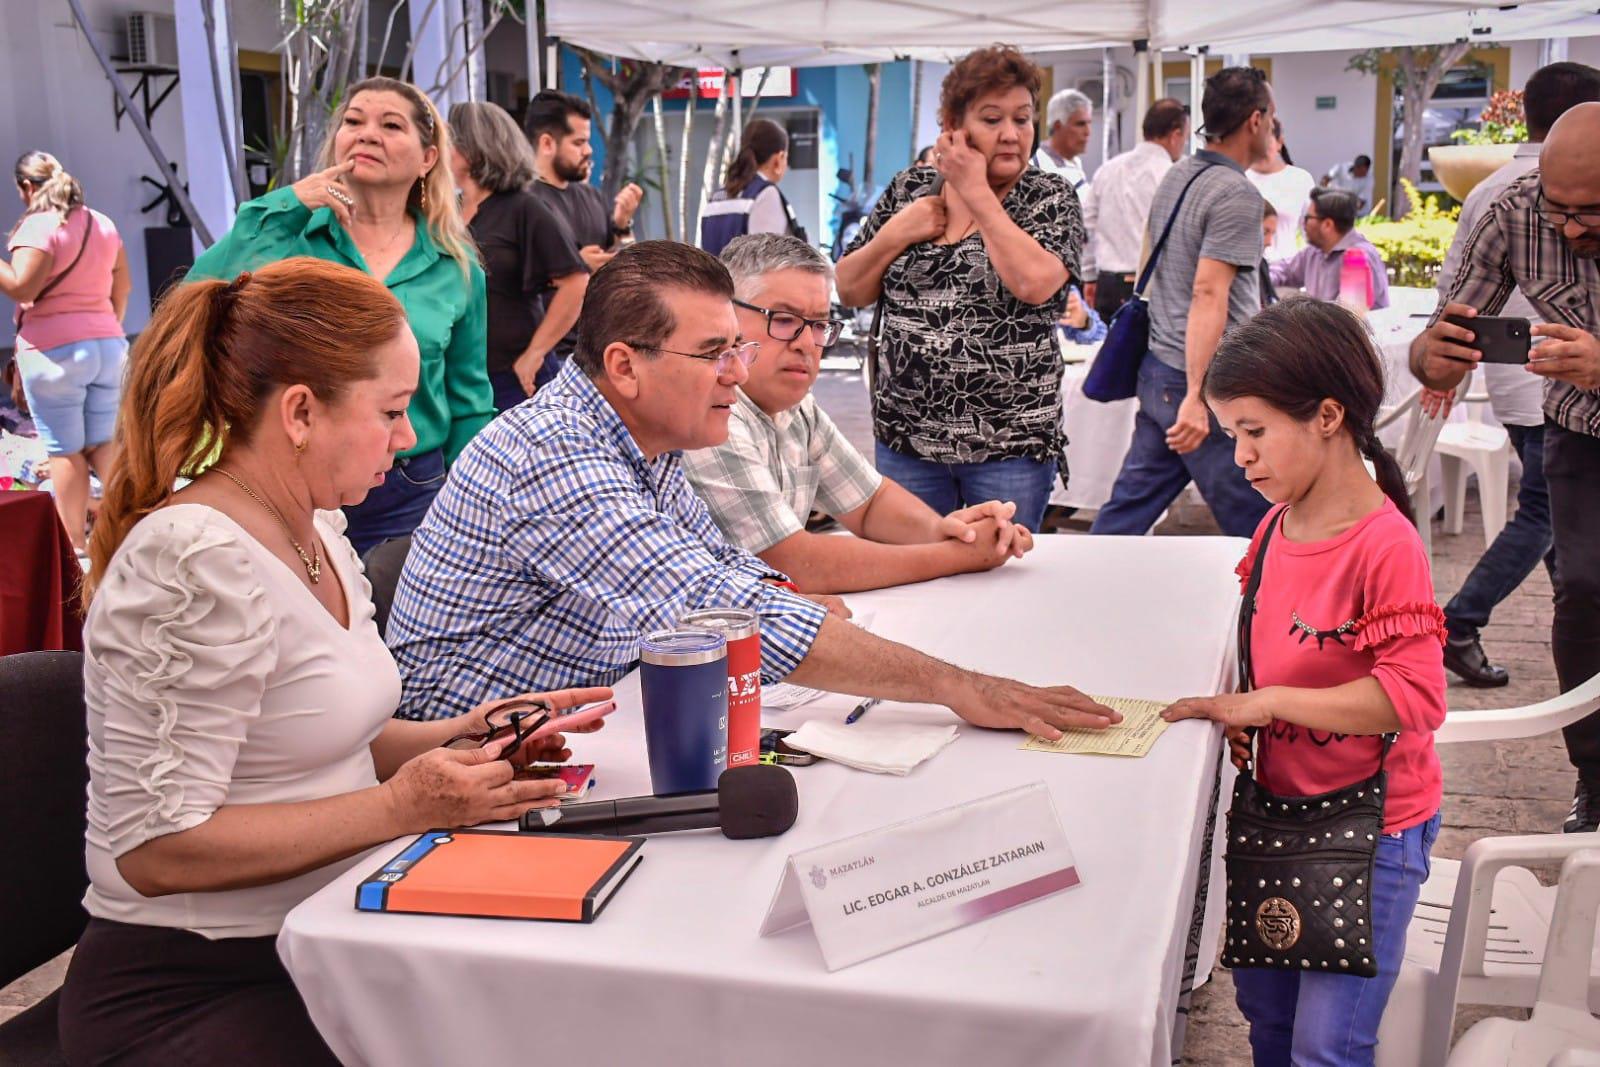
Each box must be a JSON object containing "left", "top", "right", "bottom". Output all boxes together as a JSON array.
[{"left": 85, "top": 513, "right": 279, "bottom": 858}]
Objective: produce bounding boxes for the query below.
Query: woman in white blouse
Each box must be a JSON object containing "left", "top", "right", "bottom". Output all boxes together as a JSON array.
[{"left": 58, "top": 256, "right": 611, "bottom": 1065}]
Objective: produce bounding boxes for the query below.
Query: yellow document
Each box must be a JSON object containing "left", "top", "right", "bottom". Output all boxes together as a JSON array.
[{"left": 1019, "top": 696, "right": 1171, "bottom": 758}]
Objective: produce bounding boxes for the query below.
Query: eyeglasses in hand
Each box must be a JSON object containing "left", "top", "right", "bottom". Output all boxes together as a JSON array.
[
  {"left": 733, "top": 299, "right": 846, "bottom": 348},
  {"left": 441, "top": 698, "right": 552, "bottom": 760}
]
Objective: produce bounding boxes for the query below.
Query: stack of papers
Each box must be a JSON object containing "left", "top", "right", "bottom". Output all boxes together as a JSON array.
[{"left": 781, "top": 719, "right": 958, "bottom": 775}]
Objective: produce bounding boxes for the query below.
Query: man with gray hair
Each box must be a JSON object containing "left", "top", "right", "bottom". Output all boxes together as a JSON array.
[
  {"left": 1035, "top": 88, "right": 1093, "bottom": 191},
  {"left": 682, "top": 234, "right": 1033, "bottom": 594}
]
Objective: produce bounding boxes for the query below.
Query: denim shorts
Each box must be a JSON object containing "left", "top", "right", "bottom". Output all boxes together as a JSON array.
[{"left": 15, "top": 335, "right": 127, "bottom": 455}]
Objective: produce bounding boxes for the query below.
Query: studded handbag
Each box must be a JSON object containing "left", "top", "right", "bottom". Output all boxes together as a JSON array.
[{"left": 1222, "top": 509, "right": 1396, "bottom": 979}]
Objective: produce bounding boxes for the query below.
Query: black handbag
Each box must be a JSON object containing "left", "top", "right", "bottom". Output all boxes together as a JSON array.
[
  {"left": 1082, "top": 163, "right": 1217, "bottom": 403},
  {"left": 1222, "top": 509, "right": 1396, "bottom": 979}
]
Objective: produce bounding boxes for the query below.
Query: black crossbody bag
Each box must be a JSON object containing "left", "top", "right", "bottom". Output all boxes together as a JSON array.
[{"left": 1223, "top": 509, "right": 1396, "bottom": 979}]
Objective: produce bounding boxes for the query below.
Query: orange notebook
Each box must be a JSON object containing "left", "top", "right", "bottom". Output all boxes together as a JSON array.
[{"left": 355, "top": 829, "right": 643, "bottom": 923}]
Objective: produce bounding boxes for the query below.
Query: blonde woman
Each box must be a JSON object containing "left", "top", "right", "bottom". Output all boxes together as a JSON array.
[
  {"left": 1, "top": 151, "right": 130, "bottom": 551},
  {"left": 190, "top": 77, "right": 493, "bottom": 554}
]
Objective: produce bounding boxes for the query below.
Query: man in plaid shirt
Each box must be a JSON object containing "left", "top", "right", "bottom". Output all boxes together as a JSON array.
[
  {"left": 1411, "top": 102, "right": 1600, "bottom": 833},
  {"left": 682, "top": 235, "right": 1032, "bottom": 594},
  {"left": 387, "top": 240, "right": 1118, "bottom": 739}
]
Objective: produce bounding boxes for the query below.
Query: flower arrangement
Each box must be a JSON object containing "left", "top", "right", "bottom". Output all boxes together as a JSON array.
[
  {"left": 1357, "top": 180, "right": 1460, "bottom": 287},
  {"left": 1451, "top": 89, "right": 1528, "bottom": 146}
]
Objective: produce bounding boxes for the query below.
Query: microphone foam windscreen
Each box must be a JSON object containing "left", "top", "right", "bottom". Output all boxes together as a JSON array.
[{"left": 717, "top": 765, "right": 798, "bottom": 839}]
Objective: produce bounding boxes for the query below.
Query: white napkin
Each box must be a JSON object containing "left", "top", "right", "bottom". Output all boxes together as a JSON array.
[{"left": 781, "top": 719, "right": 958, "bottom": 776}]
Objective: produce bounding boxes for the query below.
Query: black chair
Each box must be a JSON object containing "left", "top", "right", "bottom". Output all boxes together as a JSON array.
[
  {"left": 0, "top": 651, "right": 88, "bottom": 1066},
  {"left": 362, "top": 534, "right": 412, "bottom": 640}
]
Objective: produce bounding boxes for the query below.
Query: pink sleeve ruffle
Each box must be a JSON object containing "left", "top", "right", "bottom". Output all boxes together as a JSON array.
[
  {"left": 1234, "top": 554, "right": 1252, "bottom": 593},
  {"left": 1352, "top": 601, "right": 1447, "bottom": 651}
]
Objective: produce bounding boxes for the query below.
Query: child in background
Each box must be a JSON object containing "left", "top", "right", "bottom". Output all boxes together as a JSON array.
[{"left": 1162, "top": 296, "right": 1445, "bottom": 1066}]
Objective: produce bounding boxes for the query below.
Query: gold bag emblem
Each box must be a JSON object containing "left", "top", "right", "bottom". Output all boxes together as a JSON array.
[{"left": 1256, "top": 897, "right": 1301, "bottom": 950}]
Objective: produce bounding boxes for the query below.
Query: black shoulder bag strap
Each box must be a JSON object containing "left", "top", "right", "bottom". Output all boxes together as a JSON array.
[
  {"left": 1237, "top": 505, "right": 1397, "bottom": 774},
  {"left": 1133, "top": 162, "right": 1217, "bottom": 300}
]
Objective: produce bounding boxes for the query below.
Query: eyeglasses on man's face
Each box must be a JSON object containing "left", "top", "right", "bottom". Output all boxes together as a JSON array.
[
  {"left": 733, "top": 299, "right": 845, "bottom": 349},
  {"left": 1536, "top": 189, "right": 1600, "bottom": 231},
  {"left": 628, "top": 340, "right": 762, "bottom": 376}
]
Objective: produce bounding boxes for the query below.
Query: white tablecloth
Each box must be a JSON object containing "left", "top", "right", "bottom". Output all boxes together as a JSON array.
[{"left": 279, "top": 536, "right": 1247, "bottom": 1067}]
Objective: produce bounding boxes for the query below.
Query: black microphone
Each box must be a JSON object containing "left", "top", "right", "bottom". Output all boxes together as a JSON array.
[{"left": 519, "top": 765, "right": 797, "bottom": 839}]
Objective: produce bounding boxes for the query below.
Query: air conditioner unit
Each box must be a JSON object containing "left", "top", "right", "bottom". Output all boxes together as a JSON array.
[{"left": 127, "top": 11, "right": 179, "bottom": 68}]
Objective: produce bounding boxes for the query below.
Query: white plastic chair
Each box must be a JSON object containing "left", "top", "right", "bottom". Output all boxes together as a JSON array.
[
  {"left": 1374, "top": 670, "right": 1600, "bottom": 1067},
  {"left": 1437, "top": 385, "right": 1512, "bottom": 548},
  {"left": 1444, "top": 850, "right": 1600, "bottom": 1065}
]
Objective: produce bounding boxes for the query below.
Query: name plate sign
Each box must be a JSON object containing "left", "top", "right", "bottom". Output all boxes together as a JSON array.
[{"left": 759, "top": 782, "right": 1081, "bottom": 970}]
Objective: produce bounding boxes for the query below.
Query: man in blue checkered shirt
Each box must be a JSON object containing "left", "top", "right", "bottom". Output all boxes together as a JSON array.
[{"left": 387, "top": 241, "right": 1118, "bottom": 738}]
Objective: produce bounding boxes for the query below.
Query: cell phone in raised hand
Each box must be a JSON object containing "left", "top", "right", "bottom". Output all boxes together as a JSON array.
[{"left": 1443, "top": 314, "right": 1531, "bottom": 365}]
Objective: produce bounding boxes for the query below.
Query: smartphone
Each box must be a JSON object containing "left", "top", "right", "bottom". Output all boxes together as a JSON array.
[
  {"left": 1443, "top": 314, "right": 1531, "bottom": 365},
  {"left": 759, "top": 727, "right": 817, "bottom": 767},
  {"left": 525, "top": 701, "right": 618, "bottom": 743}
]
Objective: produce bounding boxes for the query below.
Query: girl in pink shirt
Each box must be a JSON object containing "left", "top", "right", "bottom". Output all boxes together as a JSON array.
[{"left": 1163, "top": 297, "right": 1445, "bottom": 1066}]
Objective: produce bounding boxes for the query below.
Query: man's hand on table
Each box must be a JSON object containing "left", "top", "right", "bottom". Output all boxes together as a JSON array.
[
  {"left": 950, "top": 676, "right": 1120, "bottom": 739},
  {"left": 935, "top": 500, "right": 1030, "bottom": 559}
]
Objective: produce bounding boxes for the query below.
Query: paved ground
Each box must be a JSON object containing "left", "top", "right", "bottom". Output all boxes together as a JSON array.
[{"left": 5, "top": 367, "right": 1574, "bottom": 1060}]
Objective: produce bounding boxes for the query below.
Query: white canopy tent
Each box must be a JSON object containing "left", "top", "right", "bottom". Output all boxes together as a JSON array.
[{"left": 544, "top": 0, "right": 1600, "bottom": 65}]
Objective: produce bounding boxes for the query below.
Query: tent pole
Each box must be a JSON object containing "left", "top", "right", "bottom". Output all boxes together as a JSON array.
[
  {"left": 1189, "top": 52, "right": 1203, "bottom": 155},
  {"left": 1133, "top": 40, "right": 1149, "bottom": 141}
]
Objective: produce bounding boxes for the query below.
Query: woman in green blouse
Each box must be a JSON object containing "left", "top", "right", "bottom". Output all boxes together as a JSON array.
[{"left": 190, "top": 76, "right": 492, "bottom": 554}]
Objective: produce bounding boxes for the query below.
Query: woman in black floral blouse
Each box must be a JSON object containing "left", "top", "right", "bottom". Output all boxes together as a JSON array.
[{"left": 837, "top": 45, "right": 1084, "bottom": 532}]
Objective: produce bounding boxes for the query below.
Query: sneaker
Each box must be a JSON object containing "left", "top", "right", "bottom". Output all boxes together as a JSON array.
[{"left": 1565, "top": 780, "right": 1600, "bottom": 834}]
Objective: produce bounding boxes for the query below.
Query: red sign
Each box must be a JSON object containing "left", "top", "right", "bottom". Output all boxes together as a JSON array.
[{"left": 663, "top": 67, "right": 797, "bottom": 100}]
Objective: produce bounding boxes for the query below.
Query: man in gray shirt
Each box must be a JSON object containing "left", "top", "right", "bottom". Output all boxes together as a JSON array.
[{"left": 1091, "top": 67, "right": 1276, "bottom": 538}]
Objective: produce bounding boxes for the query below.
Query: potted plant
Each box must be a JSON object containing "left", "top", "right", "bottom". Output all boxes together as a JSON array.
[{"left": 1429, "top": 89, "right": 1527, "bottom": 200}]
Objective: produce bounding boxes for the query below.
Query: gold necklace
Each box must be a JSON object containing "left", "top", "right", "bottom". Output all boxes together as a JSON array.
[{"left": 214, "top": 468, "right": 322, "bottom": 584}]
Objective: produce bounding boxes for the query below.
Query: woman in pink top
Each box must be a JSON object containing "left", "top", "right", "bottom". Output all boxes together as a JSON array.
[
  {"left": 1163, "top": 297, "right": 1446, "bottom": 1066},
  {"left": 1, "top": 151, "right": 131, "bottom": 551}
]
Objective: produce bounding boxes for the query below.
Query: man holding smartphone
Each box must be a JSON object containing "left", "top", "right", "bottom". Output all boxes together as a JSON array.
[
  {"left": 1417, "top": 64, "right": 1600, "bottom": 690},
  {"left": 1411, "top": 98, "right": 1600, "bottom": 834}
]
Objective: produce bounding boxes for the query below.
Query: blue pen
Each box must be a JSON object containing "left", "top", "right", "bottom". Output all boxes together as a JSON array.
[{"left": 845, "top": 697, "right": 880, "bottom": 725}]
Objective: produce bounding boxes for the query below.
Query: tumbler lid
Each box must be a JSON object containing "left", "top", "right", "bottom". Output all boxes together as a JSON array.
[
  {"left": 679, "top": 607, "right": 759, "bottom": 641},
  {"left": 640, "top": 629, "right": 727, "bottom": 666}
]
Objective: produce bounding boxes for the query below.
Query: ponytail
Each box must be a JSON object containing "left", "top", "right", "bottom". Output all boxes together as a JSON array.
[
  {"left": 12, "top": 151, "right": 84, "bottom": 233},
  {"left": 83, "top": 257, "right": 408, "bottom": 605},
  {"left": 85, "top": 278, "right": 237, "bottom": 600},
  {"left": 721, "top": 118, "right": 789, "bottom": 196},
  {"left": 1357, "top": 431, "right": 1416, "bottom": 527}
]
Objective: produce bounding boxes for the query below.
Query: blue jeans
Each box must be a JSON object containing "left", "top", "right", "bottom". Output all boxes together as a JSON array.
[
  {"left": 1233, "top": 811, "right": 1441, "bottom": 1067},
  {"left": 15, "top": 336, "right": 127, "bottom": 455},
  {"left": 1089, "top": 358, "right": 1271, "bottom": 537},
  {"left": 1444, "top": 423, "right": 1555, "bottom": 638},
  {"left": 872, "top": 443, "right": 1056, "bottom": 532},
  {"left": 341, "top": 447, "right": 447, "bottom": 556}
]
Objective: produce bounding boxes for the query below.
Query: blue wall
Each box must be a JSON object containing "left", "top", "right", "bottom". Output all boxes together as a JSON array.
[{"left": 559, "top": 51, "right": 914, "bottom": 247}]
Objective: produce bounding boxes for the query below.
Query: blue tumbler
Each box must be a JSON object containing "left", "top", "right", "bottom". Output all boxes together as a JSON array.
[{"left": 639, "top": 629, "right": 729, "bottom": 795}]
